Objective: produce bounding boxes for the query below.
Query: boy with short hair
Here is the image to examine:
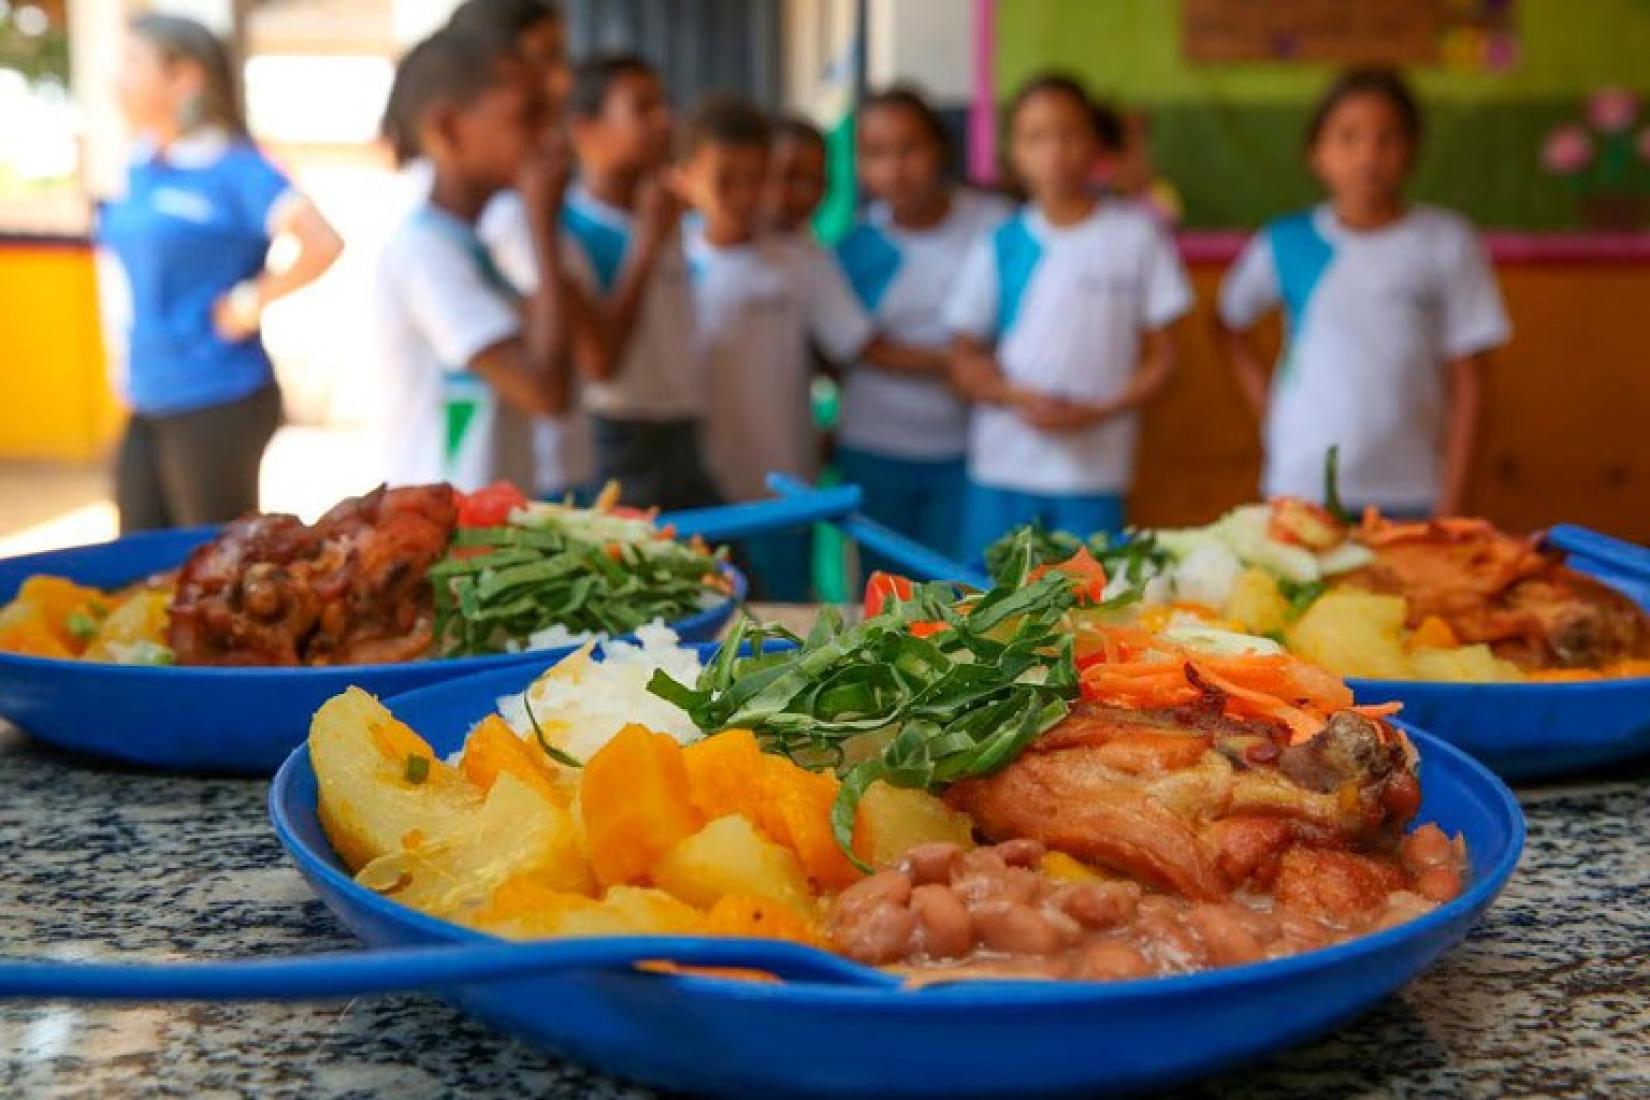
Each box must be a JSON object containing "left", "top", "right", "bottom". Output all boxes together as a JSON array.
[
  {"left": 374, "top": 26, "right": 571, "bottom": 490},
  {"left": 562, "top": 54, "right": 717, "bottom": 510},
  {"left": 763, "top": 115, "right": 829, "bottom": 240},
  {"left": 676, "top": 95, "right": 874, "bottom": 599}
]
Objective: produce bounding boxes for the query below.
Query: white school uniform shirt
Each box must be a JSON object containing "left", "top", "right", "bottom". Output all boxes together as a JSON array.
[
  {"left": 1218, "top": 204, "right": 1510, "bottom": 510},
  {"left": 373, "top": 203, "right": 534, "bottom": 492},
  {"left": 945, "top": 200, "right": 1193, "bottom": 494},
  {"left": 559, "top": 185, "right": 702, "bottom": 421},
  {"left": 835, "top": 189, "right": 1012, "bottom": 460},
  {"left": 685, "top": 226, "right": 873, "bottom": 502},
  {"left": 477, "top": 189, "right": 596, "bottom": 494}
]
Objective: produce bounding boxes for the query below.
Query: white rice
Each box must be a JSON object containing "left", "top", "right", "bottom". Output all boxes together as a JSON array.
[{"left": 493, "top": 622, "right": 705, "bottom": 765}]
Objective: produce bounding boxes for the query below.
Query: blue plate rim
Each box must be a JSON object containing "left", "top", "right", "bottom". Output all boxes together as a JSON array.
[{"left": 269, "top": 686, "right": 1527, "bottom": 1008}]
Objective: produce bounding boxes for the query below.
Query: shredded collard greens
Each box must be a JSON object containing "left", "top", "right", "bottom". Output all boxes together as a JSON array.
[
  {"left": 983, "top": 520, "right": 1171, "bottom": 591},
  {"left": 648, "top": 533, "right": 1080, "bottom": 868},
  {"left": 430, "top": 523, "right": 728, "bottom": 657}
]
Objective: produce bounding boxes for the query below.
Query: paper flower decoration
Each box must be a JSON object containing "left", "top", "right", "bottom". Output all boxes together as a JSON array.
[
  {"left": 1542, "top": 125, "right": 1594, "bottom": 175},
  {"left": 1586, "top": 87, "right": 1638, "bottom": 134}
]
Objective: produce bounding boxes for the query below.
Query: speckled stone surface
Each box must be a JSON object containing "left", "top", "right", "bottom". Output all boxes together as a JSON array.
[{"left": 2, "top": 670, "right": 1647, "bottom": 1097}]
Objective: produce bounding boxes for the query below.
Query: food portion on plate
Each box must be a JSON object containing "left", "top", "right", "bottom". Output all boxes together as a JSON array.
[
  {"left": 986, "top": 501, "right": 1650, "bottom": 685},
  {"left": 308, "top": 538, "right": 1470, "bottom": 984},
  {"left": 0, "top": 481, "right": 732, "bottom": 667}
]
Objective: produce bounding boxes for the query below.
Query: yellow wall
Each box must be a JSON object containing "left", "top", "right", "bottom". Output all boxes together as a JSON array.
[{"left": 0, "top": 243, "right": 121, "bottom": 461}]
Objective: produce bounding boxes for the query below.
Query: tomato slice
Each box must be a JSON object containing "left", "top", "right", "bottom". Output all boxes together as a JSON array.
[
  {"left": 862, "top": 571, "right": 915, "bottom": 618},
  {"left": 1028, "top": 547, "right": 1108, "bottom": 604},
  {"left": 456, "top": 481, "right": 529, "bottom": 528}
]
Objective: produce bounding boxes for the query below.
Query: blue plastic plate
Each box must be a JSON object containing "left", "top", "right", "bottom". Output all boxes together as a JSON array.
[
  {"left": 0, "top": 529, "right": 743, "bottom": 774},
  {"left": 1346, "top": 675, "right": 1650, "bottom": 782},
  {"left": 1347, "top": 561, "right": 1650, "bottom": 782},
  {"left": 270, "top": 655, "right": 1524, "bottom": 1099}
]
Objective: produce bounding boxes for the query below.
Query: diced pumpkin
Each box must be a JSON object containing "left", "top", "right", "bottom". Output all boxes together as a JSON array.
[
  {"left": 6, "top": 576, "right": 108, "bottom": 654},
  {"left": 682, "top": 727, "right": 766, "bottom": 821},
  {"left": 758, "top": 756, "right": 866, "bottom": 891},
  {"left": 580, "top": 724, "right": 702, "bottom": 887},
  {"left": 0, "top": 611, "right": 73, "bottom": 658},
  {"left": 1040, "top": 850, "right": 1111, "bottom": 883},
  {"left": 460, "top": 714, "right": 571, "bottom": 806},
  {"left": 652, "top": 814, "right": 814, "bottom": 914},
  {"left": 704, "top": 894, "right": 825, "bottom": 948},
  {"left": 1407, "top": 615, "right": 1461, "bottom": 652},
  {"left": 683, "top": 729, "right": 869, "bottom": 889}
]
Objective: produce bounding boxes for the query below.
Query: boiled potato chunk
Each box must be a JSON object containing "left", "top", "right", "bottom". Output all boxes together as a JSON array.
[
  {"left": 653, "top": 814, "right": 814, "bottom": 915},
  {"left": 1222, "top": 567, "right": 1290, "bottom": 636},
  {"left": 84, "top": 590, "right": 171, "bottom": 662},
  {"left": 1410, "top": 644, "right": 1522, "bottom": 683},
  {"left": 1285, "top": 591, "right": 1412, "bottom": 680},
  {"left": 360, "top": 771, "right": 594, "bottom": 919},
  {"left": 310, "top": 687, "right": 480, "bottom": 872},
  {"left": 856, "top": 781, "right": 975, "bottom": 870}
]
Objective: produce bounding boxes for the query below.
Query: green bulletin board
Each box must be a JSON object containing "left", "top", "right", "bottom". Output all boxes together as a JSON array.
[{"left": 993, "top": 0, "right": 1650, "bottom": 229}]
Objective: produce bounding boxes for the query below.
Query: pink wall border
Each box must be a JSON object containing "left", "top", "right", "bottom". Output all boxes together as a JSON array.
[{"left": 968, "top": 0, "right": 997, "bottom": 184}]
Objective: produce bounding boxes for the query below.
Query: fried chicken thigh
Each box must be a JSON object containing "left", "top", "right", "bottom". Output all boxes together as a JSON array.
[
  {"left": 168, "top": 484, "right": 457, "bottom": 666},
  {"left": 1345, "top": 516, "right": 1650, "bottom": 669},
  {"left": 946, "top": 701, "right": 1421, "bottom": 925}
]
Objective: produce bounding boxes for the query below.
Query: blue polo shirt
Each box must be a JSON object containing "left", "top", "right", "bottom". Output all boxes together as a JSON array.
[{"left": 98, "top": 132, "right": 293, "bottom": 416}]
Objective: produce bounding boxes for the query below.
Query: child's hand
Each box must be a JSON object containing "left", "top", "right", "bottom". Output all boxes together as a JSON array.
[
  {"left": 950, "top": 350, "right": 1011, "bottom": 403},
  {"left": 635, "top": 171, "right": 684, "bottom": 249},
  {"left": 519, "top": 129, "right": 572, "bottom": 227},
  {"left": 1020, "top": 394, "right": 1113, "bottom": 432}
]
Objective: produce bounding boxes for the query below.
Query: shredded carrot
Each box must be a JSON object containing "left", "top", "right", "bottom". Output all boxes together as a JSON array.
[
  {"left": 1077, "top": 622, "right": 1385, "bottom": 745},
  {"left": 1350, "top": 702, "right": 1404, "bottom": 720}
]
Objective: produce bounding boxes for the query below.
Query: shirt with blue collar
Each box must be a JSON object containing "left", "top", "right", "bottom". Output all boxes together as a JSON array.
[
  {"left": 98, "top": 128, "right": 294, "bottom": 416},
  {"left": 559, "top": 185, "right": 702, "bottom": 422}
]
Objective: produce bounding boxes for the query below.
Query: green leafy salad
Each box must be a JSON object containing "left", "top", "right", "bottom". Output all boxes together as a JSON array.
[
  {"left": 431, "top": 500, "right": 732, "bottom": 657},
  {"left": 647, "top": 533, "right": 1081, "bottom": 867}
]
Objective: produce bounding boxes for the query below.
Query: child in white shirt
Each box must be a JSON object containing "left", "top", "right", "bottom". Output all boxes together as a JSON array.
[
  {"left": 374, "top": 26, "right": 571, "bottom": 491},
  {"left": 562, "top": 55, "right": 717, "bottom": 511},
  {"left": 676, "top": 95, "right": 874, "bottom": 600},
  {"left": 946, "top": 74, "right": 1191, "bottom": 559},
  {"left": 837, "top": 86, "right": 1011, "bottom": 562},
  {"left": 1218, "top": 68, "right": 1510, "bottom": 517}
]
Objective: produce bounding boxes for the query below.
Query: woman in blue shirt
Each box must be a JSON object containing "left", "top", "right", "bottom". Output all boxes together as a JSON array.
[{"left": 100, "top": 15, "right": 343, "bottom": 531}]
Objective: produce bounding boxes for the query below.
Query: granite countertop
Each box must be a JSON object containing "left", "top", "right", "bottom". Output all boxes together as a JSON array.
[{"left": 2, "top": 625, "right": 1648, "bottom": 1098}]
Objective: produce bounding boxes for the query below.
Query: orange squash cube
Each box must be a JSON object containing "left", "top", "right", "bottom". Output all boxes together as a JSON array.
[{"left": 580, "top": 724, "right": 703, "bottom": 887}]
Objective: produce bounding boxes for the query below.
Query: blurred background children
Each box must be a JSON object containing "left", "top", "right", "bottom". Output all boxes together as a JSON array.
[
  {"left": 373, "top": 25, "right": 571, "bottom": 491},
  {"left": 947, "top": 73, "right": 1191, "bottom": 559},
  {"left": 101, "top": 14, "right": 343, "bottom": 531},
  {"left": 453, "top": 1, "right": 591, "bottom": 501},
  {"left": 836, "top": 85, "right": 1009, "bottom": 565},
  {"left": 563, "top": 55, "right": 717, "bottom": 511},
  {"left": 678, "top": 95, "right": 873, "bottom": 600},
  {"left": 1218, "top": 68, "right": 1510, "bottom": 518},
  {"left": 764, "top": 115, "right": 829, "bottom": 241}
]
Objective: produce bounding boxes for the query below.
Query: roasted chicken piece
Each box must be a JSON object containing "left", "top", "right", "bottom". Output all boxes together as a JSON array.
[
  {"left": 168, "top": 484, "right": 458, "bottom": 666},
  {"left": 946, "top": 700, "right": 1420, "bottom": 924},
  {"left": 1344, "top": 515, "right": 1650, "bottom": 670}
]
